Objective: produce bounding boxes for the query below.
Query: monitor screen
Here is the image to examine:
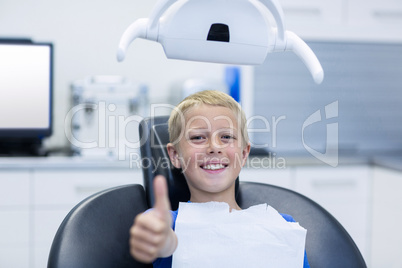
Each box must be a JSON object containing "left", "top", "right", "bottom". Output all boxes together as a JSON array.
[{"left": 0, "top": 41, "right": 53, "bottom": 138}]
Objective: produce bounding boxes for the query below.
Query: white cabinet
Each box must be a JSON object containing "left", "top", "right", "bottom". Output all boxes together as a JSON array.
[
  {"left": 347, "top": 0, "right": 402, "bottom": 40},
  {"left": 370, "top": 167, "right": 402, "bottom": 268},
  {"left": 348, "top": 0, "right": 402, "bottom": 27},
  {"left": 32, "top": 210, "right": 69, "bottom": 268},
  {"left": 293, "top": 165, "right": 371, "bottom": 264},
  {"left": 240, "top": 167, "right": 292, "bottom": 189},
  {"left": 280, "top": 0, "right": 344, "bottom": 26},
  {"left": 0, "top": 163, "right": 143, "bottom": 268},
  {"left": 32, "top": 169, "right": 142, "bottom": 208},
  {"left": 2, "top": 159, "right": 402, "bottom": 268},
  {"left": 278, "top": 0, "right": 402, "bottom": 41},
  {"left": 31, "top": 168, "right": 142, "bottom": 268},
  {"left": 0, "top": 211, "right": 30, "bottom": 268},
  {"left": 0, "top": 171, "right": 31, "bottom": 268},
  {"left": 278, "top": 0, "right": 345, "bottom": 39},
  {"left": 278, "top": 0, "right": 347, "bottom": 40},
  {"left": 0, "top": 171, "right": 30, "bottom": 207}
]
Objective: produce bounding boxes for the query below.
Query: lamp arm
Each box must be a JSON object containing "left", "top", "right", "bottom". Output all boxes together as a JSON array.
[
  {"left": 147, "top": 0, "right": 179, "bottom": 40},
  {"left": 258, "top": 0, "right": 286, "bottom": 41}
]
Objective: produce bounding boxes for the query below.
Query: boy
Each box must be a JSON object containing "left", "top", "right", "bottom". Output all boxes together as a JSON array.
[{"left": 130, "top": 90, "right": 309, "bottom": 267}]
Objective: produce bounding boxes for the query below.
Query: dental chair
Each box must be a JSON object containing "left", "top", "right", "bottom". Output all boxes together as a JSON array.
[{"left": 47, "top": 116, "right": 366, "bottom": 268}]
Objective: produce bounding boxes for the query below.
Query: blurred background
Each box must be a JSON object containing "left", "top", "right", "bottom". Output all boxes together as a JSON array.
[{"left": 0, "top": 0, "right": 401, "bottom": 267}]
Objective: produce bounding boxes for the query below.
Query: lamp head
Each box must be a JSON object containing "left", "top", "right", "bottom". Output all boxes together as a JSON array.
[{"left": 117, "top": 0, "right": 324, "bottom": 84}]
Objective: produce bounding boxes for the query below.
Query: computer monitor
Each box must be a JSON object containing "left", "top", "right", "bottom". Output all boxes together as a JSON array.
[{"left": 0, "top": 39, "right": 53, "bottom": 155}]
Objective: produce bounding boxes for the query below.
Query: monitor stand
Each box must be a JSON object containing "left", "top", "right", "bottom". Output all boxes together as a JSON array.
[{"left": 0, "top": 138, "right": 46, "bottom": 157}]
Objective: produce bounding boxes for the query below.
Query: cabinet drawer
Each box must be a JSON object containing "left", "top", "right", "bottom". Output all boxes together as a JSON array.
[
  {"left": 371, "top": 167, "right": 402, "bottom": 267},
  {"left": 294, "top": 166, "right": 371, "bottom": 202},
  {"left": 348, "top": 0, "right": 402, "bottom": 28},
  {"left": 0, "top": 171, "right": 30, "bottom": 207},
  {"left": 33, "top": 209, "right": 71, "bottom": 268},
  {"left": 32, "top": 169, "right": 142, "bottom": 207},
  {"left": 279, "top": 0, "right": 344, "bottom": 26},
  {"left": 0, "top": 246, "right": 29, "bottom": 268},
  {"left": 294, "top": 165, "right": 371, "bottom": 262},
  {"left": 240, "top": 168, "right": 292, "bottom": 189},
  {"left": 0, "top": 211, "right": 29, "bottom": 247},
  {"left": 0, "top": 211, "right": 30, "bottom": 267}
]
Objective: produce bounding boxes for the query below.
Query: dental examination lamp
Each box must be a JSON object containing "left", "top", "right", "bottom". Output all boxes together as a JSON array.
[{"left": 117, "top": 0, "right": 324, "bottom": 84}]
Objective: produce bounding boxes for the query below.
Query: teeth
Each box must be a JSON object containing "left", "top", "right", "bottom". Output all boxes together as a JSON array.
[{"left": 202, "top": 164, "right": 225, "bottom": 170}]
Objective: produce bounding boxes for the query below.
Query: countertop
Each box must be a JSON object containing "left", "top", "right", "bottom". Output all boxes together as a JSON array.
[
  {"left": 370, "top": 156, "right": 402, "bottom": 172},
  {"left": 0, "top": 154, "right": 401, "bottom": 172},
  {"left": 0, "top": 156, "right": 135, "bottom": 170}
]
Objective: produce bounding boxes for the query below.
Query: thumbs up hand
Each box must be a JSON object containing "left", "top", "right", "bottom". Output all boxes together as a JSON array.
[
  {"left": 129, "top": 175, "right": 178, "bottom": 263},
  {"left": 153, "top": 175, "right": 173, "bottom": 227}
]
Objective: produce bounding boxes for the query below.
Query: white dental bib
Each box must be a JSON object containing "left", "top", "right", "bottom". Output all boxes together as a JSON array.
[{"left": 172, "top": 202, "right": 307, "bottom": 268}]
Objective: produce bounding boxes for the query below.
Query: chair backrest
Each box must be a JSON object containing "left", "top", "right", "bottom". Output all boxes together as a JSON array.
[
  {"left": 140, "top": 115, "right": 367, "bottom": 268},
  {"left": 48, "top": 184, "right": 152, "bottom": 268}
]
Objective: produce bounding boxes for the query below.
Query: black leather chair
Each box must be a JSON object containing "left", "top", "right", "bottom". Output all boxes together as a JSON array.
[{"left": 48, "top": 116, "right": 366, "bottom": 268}]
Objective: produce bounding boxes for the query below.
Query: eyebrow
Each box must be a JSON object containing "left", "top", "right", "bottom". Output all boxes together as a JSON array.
[{"left": 187, "top": 127, "right": 238, "bottom": 132}]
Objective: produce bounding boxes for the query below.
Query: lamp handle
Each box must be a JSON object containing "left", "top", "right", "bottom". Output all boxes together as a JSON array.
[
  {"left": 117, "top": 18, "right": 148, "bottom": 62},
  {"left": 285, "top": 31, "right": 324, "bottom": 84}
]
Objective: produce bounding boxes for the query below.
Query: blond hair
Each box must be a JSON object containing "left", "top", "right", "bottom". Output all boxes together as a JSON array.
[{"left": 168, "top": 90, "right": 249, "bottom": 147}]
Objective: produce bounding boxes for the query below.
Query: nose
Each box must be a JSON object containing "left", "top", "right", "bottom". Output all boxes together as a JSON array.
[{"left": 207, "top": 136, "right": 223, "bottom": 154}]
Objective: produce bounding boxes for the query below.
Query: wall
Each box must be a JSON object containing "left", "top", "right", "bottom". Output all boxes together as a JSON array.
[{"left": 252, "top": 41, "right": 402, "bottom": 156}]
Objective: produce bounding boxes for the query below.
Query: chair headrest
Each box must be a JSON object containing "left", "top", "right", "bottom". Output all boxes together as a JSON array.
[{"left": 140, "top": 116, "right": 190, "bottom": 210}]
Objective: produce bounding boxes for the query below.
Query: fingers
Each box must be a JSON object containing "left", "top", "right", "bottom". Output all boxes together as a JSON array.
[
  {"left": 153, "top": 175, "right": 171, "bottom": 222},
  {"left": 130, "top": 216, "right": 167, "bottom": 263},
  {"left": 134, "top": 211, "right": 168, "bottom": 235},
  {"left": 130, "top": 247, "right": 154, "bottom": 264},
  {"left": 130, "top": 233, "right": 157, "bottom": 264}
]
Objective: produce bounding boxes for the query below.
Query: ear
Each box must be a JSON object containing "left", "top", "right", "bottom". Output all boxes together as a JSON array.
[
  {"left": 241, "top": 142, "right": 251, "bottom": 167},
  {"left": 167, "top": 143, "right": 181, "bottom": 169}
]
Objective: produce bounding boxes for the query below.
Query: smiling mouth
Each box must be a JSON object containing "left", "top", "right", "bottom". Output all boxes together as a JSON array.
[{"left": 200, "top": 163, "right": 228, "bottom": 170}]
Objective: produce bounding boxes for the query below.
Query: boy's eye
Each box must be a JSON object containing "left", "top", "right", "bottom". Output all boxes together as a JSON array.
[
  {"left": 221, "top": 134, "right": 235, "bottom": 141},
  {"left": 190, "top": 135, "right": 206, "bottom": 142}
]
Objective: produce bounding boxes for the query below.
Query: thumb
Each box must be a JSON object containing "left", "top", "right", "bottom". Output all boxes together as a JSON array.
[{"left": 153, "top": 175, "right": 171, "bottom": 221}]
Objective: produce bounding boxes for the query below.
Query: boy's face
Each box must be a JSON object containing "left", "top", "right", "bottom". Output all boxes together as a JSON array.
[{"left": 167, "top": 104, "right": 250, "bottom": 201}]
